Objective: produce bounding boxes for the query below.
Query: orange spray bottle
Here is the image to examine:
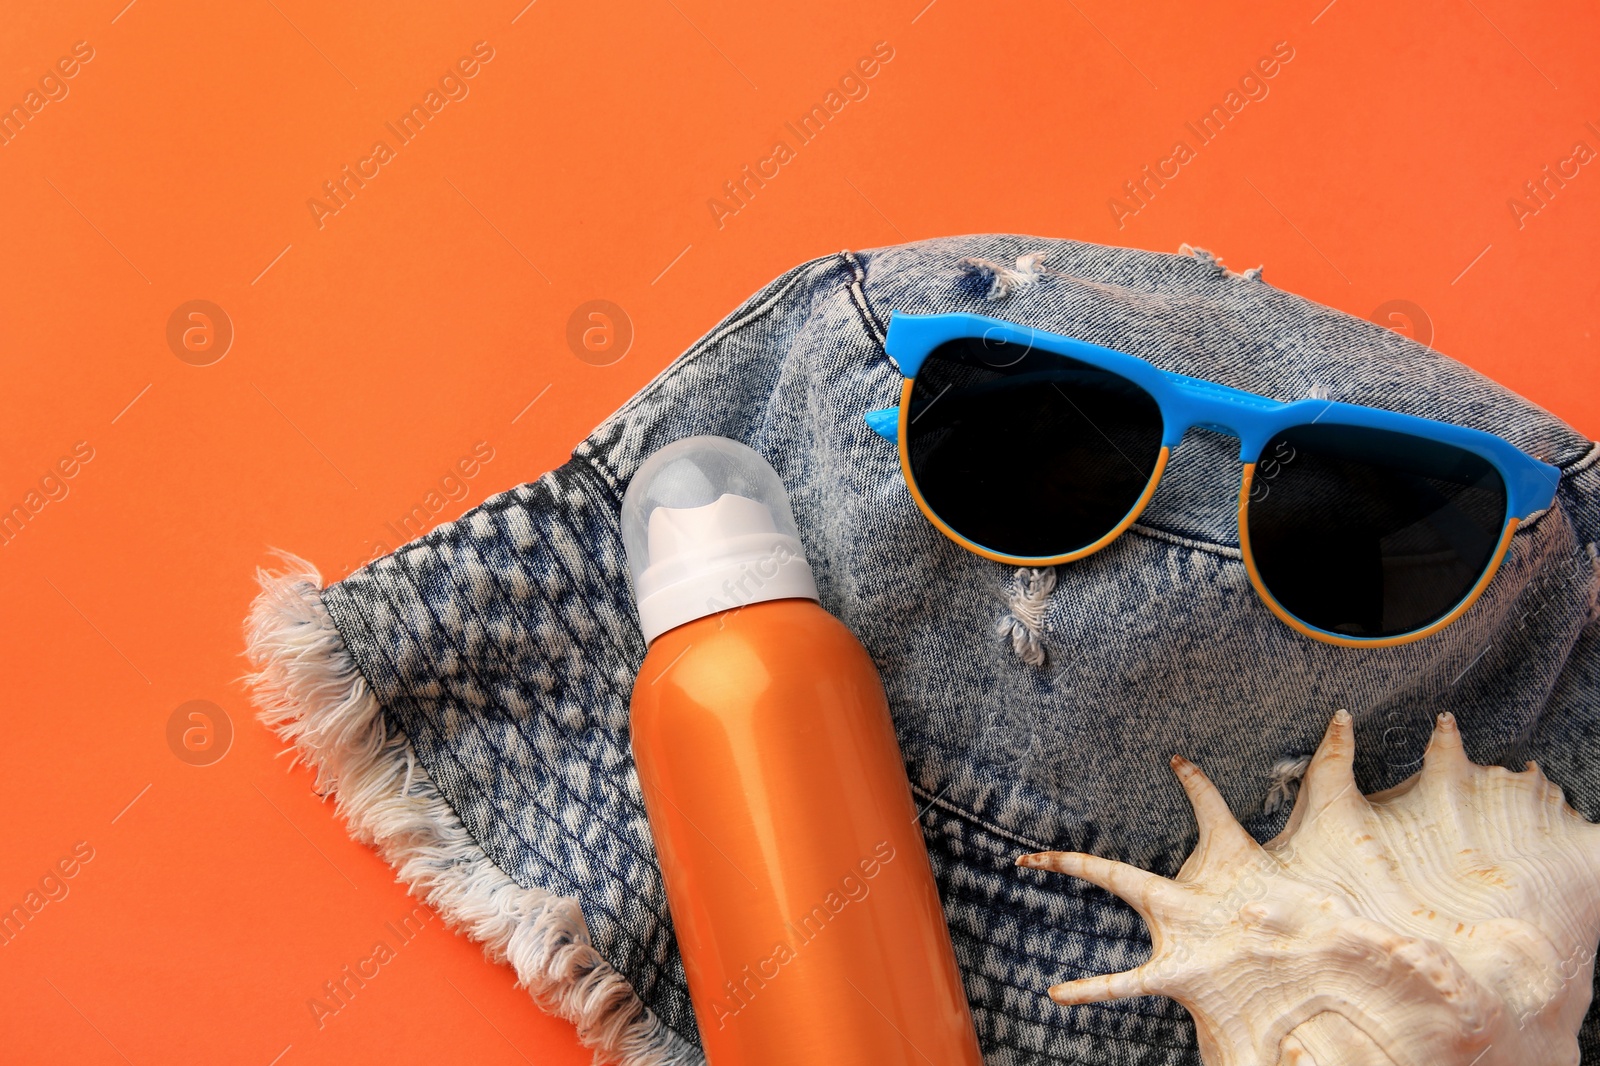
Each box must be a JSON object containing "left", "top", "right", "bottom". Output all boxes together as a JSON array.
[{"left": 624, "top": 436, "right": 984, "bottom": 1066}]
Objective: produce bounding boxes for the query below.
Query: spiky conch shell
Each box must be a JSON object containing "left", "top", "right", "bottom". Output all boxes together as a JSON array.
[{"left": 1018, "top": 711, "right": 1600, "bottom": 1066}]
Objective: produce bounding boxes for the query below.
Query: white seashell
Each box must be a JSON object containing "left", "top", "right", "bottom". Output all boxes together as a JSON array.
[{"left": 1018, "top": 710, "right": 1600, "bottom": 1066}]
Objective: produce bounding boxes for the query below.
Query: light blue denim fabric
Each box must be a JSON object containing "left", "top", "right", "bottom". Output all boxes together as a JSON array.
[{"left": 318, "top": 235, "right": 1600, "bottom": 1063}]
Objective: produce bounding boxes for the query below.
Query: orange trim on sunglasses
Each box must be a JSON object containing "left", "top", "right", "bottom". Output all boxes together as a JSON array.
[
  {"left": 895, "top": 379, "right": 1171, "bottom": 567},
  {"left": 1234, "top": 463, "right": 1521, "bottom": 648}
]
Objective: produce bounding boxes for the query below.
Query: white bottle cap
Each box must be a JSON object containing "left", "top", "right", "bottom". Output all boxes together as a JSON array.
[{"left": 621, "top": 436, "right": 819, "bottom": 644}]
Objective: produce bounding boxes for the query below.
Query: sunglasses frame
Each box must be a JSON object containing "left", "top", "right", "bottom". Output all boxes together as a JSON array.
[{"left": 865, "top": 311, "right": 1562, "bottom": 647}]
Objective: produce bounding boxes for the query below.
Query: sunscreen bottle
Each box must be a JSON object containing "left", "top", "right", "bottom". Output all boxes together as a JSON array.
[{"left": 624, "top": 436, "right": 983, "bottom": 1066}]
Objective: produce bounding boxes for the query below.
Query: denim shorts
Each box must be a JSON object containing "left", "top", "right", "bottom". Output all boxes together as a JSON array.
[{"left": 251, "top": 234, "right": 1600, "bottom": 1064}]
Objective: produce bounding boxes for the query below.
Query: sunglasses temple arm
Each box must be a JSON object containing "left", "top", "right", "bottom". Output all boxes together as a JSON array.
[{"left": 864, "top": 406, "right": 900, "bottom": 441}]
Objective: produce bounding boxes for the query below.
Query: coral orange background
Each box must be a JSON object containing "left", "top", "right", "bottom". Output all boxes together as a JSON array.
[{"left": 1, "top": 1, "right": 1595, "bottom": 1062}]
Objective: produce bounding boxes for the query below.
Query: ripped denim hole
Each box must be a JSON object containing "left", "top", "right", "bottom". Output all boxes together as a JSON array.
[
  {"left": 997, "top": 566, "right": 1057, "bottom": 667},
  {"left": 1262, "top": 753, "right": 1312, "bottom": 815},
  {"left": 1179, "top": 242, "right": 1263, "bottom": 282},
  {"left": 959, "top": 252, "right": 1050, "bottom": 300}
]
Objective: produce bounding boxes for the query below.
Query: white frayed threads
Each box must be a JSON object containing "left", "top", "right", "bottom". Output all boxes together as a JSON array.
[
  {"left": 959, "top": 252, "right": 1050, "bottom": 300},
  {"left": 1262, "top": 754, "right": 1311, "bottom": 816},
  {"left": 1178, "top": 243, "right": 1263, "bottom": 281},
  {"left": 997, "top": 567, "right": 1056, "bottom": 667},
  {"left": 243, "top": 552, "right": 701, "bottom": 1066}
]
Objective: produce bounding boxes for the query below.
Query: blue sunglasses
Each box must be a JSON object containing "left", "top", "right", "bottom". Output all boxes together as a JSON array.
[{"left": 866, "top": 312, "right": 1560, "bottom": 647}]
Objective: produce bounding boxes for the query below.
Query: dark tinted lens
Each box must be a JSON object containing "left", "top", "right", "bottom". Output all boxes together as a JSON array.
[
  {"left": 1246, "top": 424, "right": 1508, "bottom": 639},
  {"left": 905, "top": 336, "right": 1165, "bottom": 558}
]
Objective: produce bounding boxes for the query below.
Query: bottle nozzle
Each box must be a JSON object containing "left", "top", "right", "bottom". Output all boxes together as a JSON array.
[{"left": 622, "top": 437, "right": 818, "bottom": 643}]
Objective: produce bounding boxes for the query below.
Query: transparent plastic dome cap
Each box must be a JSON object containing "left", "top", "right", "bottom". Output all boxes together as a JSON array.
[{"left": 621, "top": 436, "right": 817, "bottom": 643}]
